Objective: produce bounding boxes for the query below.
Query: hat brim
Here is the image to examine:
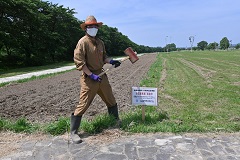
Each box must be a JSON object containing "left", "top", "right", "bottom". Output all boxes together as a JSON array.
[{"left": 80, "top": 22, "right": 103, "bottom": 30}]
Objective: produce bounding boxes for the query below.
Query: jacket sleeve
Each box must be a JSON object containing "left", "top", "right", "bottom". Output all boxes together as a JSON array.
[
  {"left": 101, "top": 40, "right": 108, "bottom": 62},
  {"left": 74, "top": 40, "right": 86, "bottom": 71}
]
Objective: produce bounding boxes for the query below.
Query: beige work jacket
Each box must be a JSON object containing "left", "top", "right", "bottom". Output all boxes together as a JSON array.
[{"left": 74, "top": 35, "right": 108, "bottom": 72}]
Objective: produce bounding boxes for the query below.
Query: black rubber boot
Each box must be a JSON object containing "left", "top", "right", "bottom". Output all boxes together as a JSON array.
[
  {"left": 108, "top": 104, "right": 121, "bottom": 127},
  {"left": 70, "top": 113, "right": 82, "bottom": 144}
]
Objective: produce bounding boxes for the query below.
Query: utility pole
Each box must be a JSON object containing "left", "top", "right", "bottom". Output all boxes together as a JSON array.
[
  {"left": 165, "top": 36, "right": 168, "bottom": 52},
  {"left": 229, "top": 40, "right": 232, "bottom": 50},
  {"left": 189, "top": 35, "right": 195, "bottom": 52}
]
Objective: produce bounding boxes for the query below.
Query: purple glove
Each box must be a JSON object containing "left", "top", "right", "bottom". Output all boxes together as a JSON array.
[
  {"left": 89, "top": 73, "right": 102, "bottom": 82},
  {"left": 110, "top": 60, "right": 121, "bottom": 68}
]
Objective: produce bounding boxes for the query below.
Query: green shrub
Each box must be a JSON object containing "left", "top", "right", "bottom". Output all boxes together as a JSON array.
[{"left": 45, "top": 117, "right": 69, "bottom": 135}]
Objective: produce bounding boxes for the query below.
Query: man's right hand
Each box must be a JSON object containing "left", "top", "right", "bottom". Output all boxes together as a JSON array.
[
  {"left": 110, "top": 60, "right": 121, "bottom": 68},
  {"left": 89, "top": 73, "right": 102, "bottom": 82}
]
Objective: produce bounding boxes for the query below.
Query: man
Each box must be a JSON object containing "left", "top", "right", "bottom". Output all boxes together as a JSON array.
[{"left": 71, "top": 15, "right": 121, "bottom": 144}]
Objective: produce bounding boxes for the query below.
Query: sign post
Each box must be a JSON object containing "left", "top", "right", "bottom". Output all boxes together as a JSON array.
[
  {"left": 131, "top": 87, "right": 158, "bottom": 121},
  {"left": 142, "top": 105, "right": 145, "bottom": 121}
]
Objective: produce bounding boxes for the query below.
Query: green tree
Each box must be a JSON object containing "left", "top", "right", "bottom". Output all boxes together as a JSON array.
[
  {"left": 220, "top": 37, "right": 229, "bottom": 50},
  {"left": 235, "top": 43, "right": 240, "bottom": 49},
  {"left": 165, "top": 43, "right": 177, "bottom": 52},
  {"left": 197, "top": 41, "right": 208, "bottom": 50},
  {"left": 0, "top": 0, "right": 83, "bottom": 66},
  {"left": 207, "top": 42, "right": 218, "bottom": 50},
  {"left": 192, "top": 46, "right": 198, "bottom": 51},
  {"left": 0, "top": 0, "right": 164, "bottom": 68},
  {"left": 98, "top": 25, "right": 140, "bottom": 56}
]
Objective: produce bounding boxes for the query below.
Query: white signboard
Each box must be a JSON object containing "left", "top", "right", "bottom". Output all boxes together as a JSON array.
[{"left": 132, "top": 87, "right": 158, "bottom": 106}]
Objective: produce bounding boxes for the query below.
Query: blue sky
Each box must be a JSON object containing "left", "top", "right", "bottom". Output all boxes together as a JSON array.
[{"left": 45, "top": 0, "right": 240, "bottom": 48}]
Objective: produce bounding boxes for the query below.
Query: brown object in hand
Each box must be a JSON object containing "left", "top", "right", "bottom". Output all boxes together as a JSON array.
[
  {"left": 98, "top": 47, "right": 139, "bottom": 76},
  {"left": 124, "top": 47, "right": 139, "bottom": 63}
]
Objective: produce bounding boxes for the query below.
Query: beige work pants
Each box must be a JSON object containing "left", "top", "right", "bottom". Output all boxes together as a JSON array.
[{"left": 74, "top": 73, "right": 116, "bottom": 116}]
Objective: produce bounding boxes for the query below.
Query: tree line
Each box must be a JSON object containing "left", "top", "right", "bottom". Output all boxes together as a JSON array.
[
  {"left": 193, "top": 37, "right": 240, "bottom": 51},
  {"left": 0, "top": 0, "right": 162, "bottom": 68}
]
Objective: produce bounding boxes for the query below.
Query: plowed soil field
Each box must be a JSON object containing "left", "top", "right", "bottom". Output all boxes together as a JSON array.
[{"left": 0, "top": 54, "right": 157, "bottom": 123}]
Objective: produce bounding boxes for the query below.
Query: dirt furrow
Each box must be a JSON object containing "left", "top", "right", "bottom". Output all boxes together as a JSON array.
[
  {"left": 158, "top": 58, "right": 182, "bottom": 106},
  {"left": 200, "top": 58, "right": 240, "bottom": 67},
  {"left": 178, "top": 58, "right": 215, "bottom": 88},
  {"left": 0, "top": 54, "right": 157, "bottom": 123}
]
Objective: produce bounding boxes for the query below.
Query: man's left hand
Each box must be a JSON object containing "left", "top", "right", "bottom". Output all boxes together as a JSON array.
[
  {"left": 110, "top": 60, "right": 121, "bottom": 68},
  {"left": 89, "top": 73, "right": 102, "bottom": 82}
]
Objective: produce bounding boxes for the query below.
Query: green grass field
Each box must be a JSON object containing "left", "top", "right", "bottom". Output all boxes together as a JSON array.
[
  {"left": 132, "top": 50, "right": 240, "bottom": 133},
  {"left": 1, "top": 50, "right": 239, "bottom": 135}
]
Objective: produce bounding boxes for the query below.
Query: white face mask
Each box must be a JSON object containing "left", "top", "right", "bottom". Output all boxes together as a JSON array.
[{"left": 86, "top": 28, "right": 98, "bottom": 37}]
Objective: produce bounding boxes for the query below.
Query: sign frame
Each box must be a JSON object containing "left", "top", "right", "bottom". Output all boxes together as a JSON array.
[
  {"left": 131, "top": 87, "right": 158, "bottom": 106},
  {"left": 131, "top": 87, "right": 158, "bottom": 121}
]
